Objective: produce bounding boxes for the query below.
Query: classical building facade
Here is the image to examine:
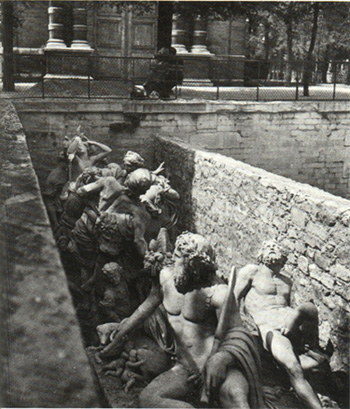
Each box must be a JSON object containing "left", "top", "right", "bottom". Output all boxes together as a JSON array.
[{"left": 11, "top": 1, "right": 246, "bottom": 80}]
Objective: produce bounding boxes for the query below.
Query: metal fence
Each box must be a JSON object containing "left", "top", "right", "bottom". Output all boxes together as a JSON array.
[{"left": 1, "top": 53, "right": 349, "bottom": 101}]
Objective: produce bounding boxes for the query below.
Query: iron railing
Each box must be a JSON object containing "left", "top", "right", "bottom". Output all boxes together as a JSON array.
[{"left": 1, "top": 53, "right": 349, "bottom": 100}]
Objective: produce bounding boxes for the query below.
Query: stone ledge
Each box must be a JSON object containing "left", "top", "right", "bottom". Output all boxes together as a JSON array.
[
  {"left": 13, "top": 99, "right": 350, "bottom": 115},
  {"left": 0, "top": 101, "right": 101, "bottom": 407}
]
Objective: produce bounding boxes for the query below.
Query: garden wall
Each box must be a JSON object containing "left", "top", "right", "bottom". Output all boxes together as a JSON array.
[
  {"left": 15, "top": 100, "right": 350, "bottom": 199},
  {"left": 155, "top": 136, "right": 350, "bottom": 373},
  {"left": 0, "top": 101, "right": 101, "bottom": 407}
]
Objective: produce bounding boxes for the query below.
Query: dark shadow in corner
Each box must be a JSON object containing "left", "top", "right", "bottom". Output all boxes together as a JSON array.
[{"left": 154, "top": 136, "right": 196, "bottom": 236}]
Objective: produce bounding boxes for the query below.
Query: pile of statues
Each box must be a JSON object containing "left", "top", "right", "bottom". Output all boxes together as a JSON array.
[{"left": 44, "top": 130, "right": 333, "bottom": 409}]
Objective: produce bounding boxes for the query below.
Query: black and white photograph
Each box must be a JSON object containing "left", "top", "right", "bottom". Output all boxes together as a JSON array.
[{"left": 1, "top": 1, "right": 349, "bottom": 408}]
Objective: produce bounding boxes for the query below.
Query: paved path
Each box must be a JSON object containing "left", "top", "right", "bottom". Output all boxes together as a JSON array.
[{"left": 1, "top": 80, "right": 349, "bottom": 101}]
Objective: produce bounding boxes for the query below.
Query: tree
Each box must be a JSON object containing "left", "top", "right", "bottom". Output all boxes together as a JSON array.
[
  {"left": 1, "top": 1, "right": 15, "bottom": 91},
  {"left": 302, "top": 2, "right": 320, "bottom": 96}
]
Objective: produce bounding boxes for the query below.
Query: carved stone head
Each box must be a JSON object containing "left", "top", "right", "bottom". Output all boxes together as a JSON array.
[
  {"left": 257, "top": 240, "right": 287, "bottom": 268},
  {"left": 173, "top": 232, "right": 217, "bottom": 294},
  {"left": 123, "top": 151, "right": 145, "bottom": 174},
  {"left": 102, "top": 262, "right": 122, "bottom": 285}
]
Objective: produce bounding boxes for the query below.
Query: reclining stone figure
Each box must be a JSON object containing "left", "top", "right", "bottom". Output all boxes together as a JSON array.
[
  {"left": 100, "top": 232, "right": 266, "bottom": 409},
  {"left": 234, "top": 240, "right": 329, "bottom": 409}
]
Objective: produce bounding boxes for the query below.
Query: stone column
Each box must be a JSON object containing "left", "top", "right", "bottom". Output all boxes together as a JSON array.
[
  {"left": 46, "top": 1, "right": 67, "bottom": 49},
  {"left": 171, "top": 14, "right": 189, "bottom": 54},
  {"left": 71, "top": 1, "right": 92, "bottom": 50},
  {"left": 191, "top": 15, "right": 211, "bottom": 55}
]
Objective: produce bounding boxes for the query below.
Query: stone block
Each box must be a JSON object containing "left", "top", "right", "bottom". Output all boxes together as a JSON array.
[
  {"left": 344, "top": 134, "right": 350, "bottom": 147},
  {"left": 196, "top": 114, "right": 218, "bottom": 130},
  {"left": 314, "top": 252, "right": 331, "bottom": 271},
  {"left": 291, "top": 207, "right": 308, "bottom": 228},
  {"left": 297, "top": 255, "right": 309, "bottom": 274},
  {"left": 306, "top": 221, "right": 329, "bottom": 242},
  {"left": 334, "top": 282, "right": 350, "bottom": 301},
  {"left": 330, "top": 264, "right": 350, "bottom": 283}
]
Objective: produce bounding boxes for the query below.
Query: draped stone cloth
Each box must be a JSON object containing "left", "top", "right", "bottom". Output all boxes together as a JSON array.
[{"left": 218, "top": 327, "right": 267, "bottom": 409}]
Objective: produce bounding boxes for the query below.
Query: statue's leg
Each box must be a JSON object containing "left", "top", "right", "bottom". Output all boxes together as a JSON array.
[
  {"left": 219, "top": 368, "right": 249, "bottom": 409},
  {"left": 139, "top": 364, "right": 195, "bottom": 408},
  {"left": 267, "top": 330, "right": 322, "bottom": 409}
]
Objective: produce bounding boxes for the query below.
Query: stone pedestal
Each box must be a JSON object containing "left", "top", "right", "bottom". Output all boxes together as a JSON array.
[
  {"left": 171, "top": 14, "right": 189, "bottom": 54},
  {"left": 71, "top": 2, "right": 92, "bottom": 51},
  {"left": 46, "top": 1, "right": 67, "bottom": 50},
  {"left": 191, "top": 16, "right": 212, "bottom": 55}
]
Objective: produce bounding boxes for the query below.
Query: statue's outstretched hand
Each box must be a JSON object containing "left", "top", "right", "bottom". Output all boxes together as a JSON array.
[
  {"left": 99, "top": 319, "right": 128, "bottom": 358},
  {"left": 204, "top": 351, "right": 232, "bottom": 392},
  {"left": 153, "top": 162, "right": 165, "bottom": 175}
]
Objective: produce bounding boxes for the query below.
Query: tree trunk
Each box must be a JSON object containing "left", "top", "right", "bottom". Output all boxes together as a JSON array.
[
  {"left": 2, "top": 1, "right": 15, "bottom": 91},
  {"left": 285, "top": 20, "right": 293, "bottom": 85},
  {"left": 264, "top": 22, "right": 270, "bottom": 60},
  {"left": 303, "top": 3, "right": 320, "bottom": 96}
]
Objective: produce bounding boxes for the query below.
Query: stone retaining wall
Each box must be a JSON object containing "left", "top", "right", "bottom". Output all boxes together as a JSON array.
[
  {"left": 155, "top": 136, "right": 350, "bottom": 373},
  {"left": 15, "top": 100, "right": 350, "bottom": 199},
  {"left": 0, "top": 101, "right": 101, "bottom": 407}
]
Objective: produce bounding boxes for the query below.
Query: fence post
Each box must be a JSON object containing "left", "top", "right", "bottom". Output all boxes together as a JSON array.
[
  {"left": 87, "top": 55, "right": 91, "bottom": 99},
  {"left": 333, "top": 65, "right": 337, "bottom": 100},
  {"left": 131, "top": 58, "right": 135, "bottom": 100},
  {"left": 257, "top": 60, "right": 260, "bottom": 101},
  {"left": 41, "top": 54, "right": 47, "bottom": 98},
  {"left": 295, "top": 67, "right": 299, "bottom": 101}
]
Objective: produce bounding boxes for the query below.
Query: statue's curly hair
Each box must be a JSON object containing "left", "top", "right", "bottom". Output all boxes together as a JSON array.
[
  {"left": 123, "top": 151, "right": 145, "bottom": 168},
  {"left": 175, "top": 232, "right": 217, "bottom": 272},
  {"left": 257, "top": 240, "right": 287, "bottom": 266},
  {"left": 75, "top": 166, "right": 102, "bottom": 189}
]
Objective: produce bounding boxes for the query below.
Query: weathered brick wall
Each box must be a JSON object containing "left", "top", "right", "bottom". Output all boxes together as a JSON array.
[
  {"left": 15, "top": 100, "right": 350, "bottom": 199},
  {"left": 155, "top": 136, "right": 350, "bottom": 373},
  {"left": 0, "top": 101, "right": 101, "bottom": 407}
]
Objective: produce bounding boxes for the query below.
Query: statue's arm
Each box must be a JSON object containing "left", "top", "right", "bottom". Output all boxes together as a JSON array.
[
  {"left": 165, "top": 188, "right": 180, "bottom": 201},
  {"left": 100, "top": 281, "right": 162, "bottom": 357},
  {"left": 234, "top": 264, "right": 257, "bottom": 304},
  {"left": 88, "top": 141, "right": 112, "bottom": 164},
  {"left": 77, "top": 178, "right": 104, "bottom": 195},
  {"left": 132, "top": 217, "right": 148, "bottom": 257}
]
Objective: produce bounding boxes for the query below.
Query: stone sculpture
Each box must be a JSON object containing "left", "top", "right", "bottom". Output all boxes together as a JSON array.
[
  {"left": 66, "top": 128, "right": 112, "bottom": 181},
  {"left": 235, "top": 240, "right": 329, "bottom": 409},
  {"left": 97, "top": 262, "right": 132, "bottom": 323},
  {"left": 77, "top": 176, "right": 126, "bottom": 211},
  {"left": 123, "top": 151, "right": 146, "bottom": 174},
  {"left": 43, "top": 152, "right": 68, "bottom": 231},
  {"left": 100, "top": 232, "right": 266, "bottom": 409}
]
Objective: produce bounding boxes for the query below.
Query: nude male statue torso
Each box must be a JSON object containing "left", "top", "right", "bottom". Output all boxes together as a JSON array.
[
  {"left": 160, "top": 267, "right": 242, "bottom": 372},
  {"left": 243, "top": 264, "right": 293, "bottom": 330}
]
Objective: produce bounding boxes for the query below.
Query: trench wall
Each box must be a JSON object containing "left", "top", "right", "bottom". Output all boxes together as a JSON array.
[
  {"left": 155, "top": 136, "right": 350, "bottom": 373},
  {"left": 15, "top": 100, "right": 350, "bottom": 199},
  {"left": 0, "top": 101, "right": 101, "bottom": 407}
]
